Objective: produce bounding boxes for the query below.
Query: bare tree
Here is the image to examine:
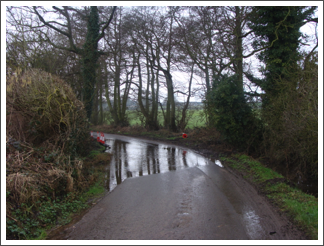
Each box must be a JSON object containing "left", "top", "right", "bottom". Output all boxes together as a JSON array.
[
  {"left": 19, "top": 6, "right": 116, "bottom": 120},
  {"left": 175, "top": 7, "right": 229, "bottom": 95},
  {"left": 103, "top": 7, "right": 134, "bottom": 126},
  {"left": 127, "top": 7, "right": 161, "bottom": 130},
  {"left": 147, "top": 7, "right": 179, "bottom": 131}
]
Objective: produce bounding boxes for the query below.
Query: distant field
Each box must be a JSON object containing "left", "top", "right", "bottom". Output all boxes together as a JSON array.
[
  {"left": 185, "top": 109, "right": 208, "bottom": 129},
  {"left": 126, "top": 109, "right": 207, "bottom": 129}
]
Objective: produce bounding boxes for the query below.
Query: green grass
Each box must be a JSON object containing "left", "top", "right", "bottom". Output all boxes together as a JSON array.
[
  {"left": 220, "top": 154, "right": 318, "bottom": 240},
  {"left": 185, "top": 109, "right": 207, "bottom": 129},
  {"left": 125, "top": 109, "right": 207, "bottom": 129},
  {"left": 33, "top": 230, "right": 47, "bottom": 240},
  {"left": 265, "top": 182, "right": 318, "bottom": 239},
  {"left": 79, "top": 178, "right": 106, "bottom": 203},
  {"left": 166, "top": 136, "right": 178, "bottom": 140},
  {"left": 87, "top": 141, "right": 106, "bottom": 159},
  {"left": 235, "top": 154, "right": 284, "bottom": 183},
  {"left": 6, "top": 196, "right": 89, "bottom": 240},
  {"left": 88, "top": 150, "right": 101, "bottom": 158}
]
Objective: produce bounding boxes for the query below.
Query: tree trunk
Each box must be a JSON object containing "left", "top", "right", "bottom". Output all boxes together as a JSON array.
[
  {"left": 234, "top": 6, "right": 244, "bottom": 93},
  {"left": 91, "top": 84, "right": 99, "bottom": 125},
  {"left": 136, "top": 46, "right": 160, "bottom": 130},
  {"left": 99, "top": 71, "right": 103, "bottom": 125},
  {"left": 163, "top": 69, "right": 177, "bottom": 132},
  {"left": 82, "top": 6, "right": 100, "bottom": 120},
  {"left": 178, "top": 64, "right": 194, "bottom": 131}
]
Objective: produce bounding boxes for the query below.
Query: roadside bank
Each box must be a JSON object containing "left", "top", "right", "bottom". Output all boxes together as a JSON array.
[{"left": 6, "top": 139, "right": 112, "bottom": 240}]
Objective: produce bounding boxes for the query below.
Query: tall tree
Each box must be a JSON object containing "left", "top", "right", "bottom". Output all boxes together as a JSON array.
[
  {"left": 151, "top": 7, "right": 178, "bottom": 131},
  {"left": 130, "top": 7, "right": 179, "bottom": 131},
  {"left": 126, "top": 7, "right": 161, "bottom": 130},
  {"left": 103, "top": 7, "right": 133, "bottom": 126},
  {"left": 248, "top": 6, "right": 317, "bottom": 106},
  {"left": 176, "top": 63, "right": 195, "bottom": 131},
  {"left": 176, "top": 6, "right": 226, "bottom": 95},
  {"left": 248, "top": 6, "right": 318, "bottom": 178},
  {"left": 81, "top": 6, "right": 100, "bottom": 120},
  {"left": 31, "top": 6, "right": 116, "bottom": 120}
]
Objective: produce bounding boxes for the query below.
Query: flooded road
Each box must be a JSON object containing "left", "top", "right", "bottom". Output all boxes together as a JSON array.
[
  {"left": 103, "top": 134, "right": 221, "bottom": 192},
  {"left": 51, "top": 134, "right": 305, "bottom": 240}
]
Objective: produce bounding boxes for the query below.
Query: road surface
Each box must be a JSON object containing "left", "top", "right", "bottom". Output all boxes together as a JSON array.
[{"left": 49, "top": 134, "right": 305, "bottom": 240}]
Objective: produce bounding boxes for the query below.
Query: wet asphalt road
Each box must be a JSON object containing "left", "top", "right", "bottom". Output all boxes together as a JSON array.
[
  {"left": 65, "top": 166, "right": 250, "bottom": 240},
  {"left": 51, "top": 134, "right": 302, "bottom": 240}
]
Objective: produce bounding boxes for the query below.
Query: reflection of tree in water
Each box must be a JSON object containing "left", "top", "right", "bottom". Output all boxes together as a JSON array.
[
  {"left": 182, "top": 151, "right": 188, "bottom": 167},
  {"left": 127, "top": 171, "right": 133, "bottom": 178},
  {"left": 106, "top": 139, "right": 192, "bottom": 191},
  {"left": 139, "top": 161, "right": 143, "bottom": 177},
  {"left": 111, "top": 140, "right": 128, "bottom": 186},
  {"left": 146, "top": 145, "right": 160, "bottom": 174},
  {"left": 167, "top": 147, "right": 176, "bottom": 171}
]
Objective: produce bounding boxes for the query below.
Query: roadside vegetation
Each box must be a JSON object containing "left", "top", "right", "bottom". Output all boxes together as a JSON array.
[
  {"left": 220, "top": 154, "right": 318, "bottom": 240},
  {"left": 6, "top": 69, "right": 111, "bottom": 239},
  {"left": 6, "top": 146, "right": 111, "bottom": 240}
]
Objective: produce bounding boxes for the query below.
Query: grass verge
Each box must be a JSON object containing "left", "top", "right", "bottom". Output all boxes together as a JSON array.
[{"left": 220, "top": 154, "right": 318, "bottom": 240}]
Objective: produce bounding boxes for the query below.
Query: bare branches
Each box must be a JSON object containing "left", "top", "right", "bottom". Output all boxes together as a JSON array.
[
  {"left": 32, "top": 6, "right": 70, "bottom": 37},
  {"left": 64, "top": 6, "right": 87, "bottom": 19},
  {"left": 32, "top": 6, "right": 81, "bottom": 54},
  {"left": 97, "top": 6, "right": 117, "bottom": 42},
  {"left": 29, "top": 6, "right": 118, "bottom": 56}
]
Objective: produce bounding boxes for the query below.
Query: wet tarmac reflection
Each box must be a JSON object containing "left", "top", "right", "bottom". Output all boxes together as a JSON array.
[{"left": 102, "top": 134, "right": 217, "bottom": 192}]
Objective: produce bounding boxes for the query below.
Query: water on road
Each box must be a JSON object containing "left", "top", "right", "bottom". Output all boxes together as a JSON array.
[
  {"left": 103, "top": 134, "right": 222, "bottom": 192},
  {"left": 48, "top": 133, "right": 304, "bottom": 240}
]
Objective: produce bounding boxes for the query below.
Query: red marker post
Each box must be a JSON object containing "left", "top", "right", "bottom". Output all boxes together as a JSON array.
[
  {"left": 97, "top": 132, "right": 100, "bottom": 142},
  {"left": 101, "top": 132, "right": 105, "bottom": 144}
]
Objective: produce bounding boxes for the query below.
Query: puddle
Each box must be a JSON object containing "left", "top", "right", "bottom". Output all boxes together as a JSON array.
[
  {"left": 98, "top": 134, "right": 222, "bottom": 192},
  {"left": 214, "top": 160, "right": 223, "bottom": 167},
  {"left": 48, "top": 133, "right": 270, "bottom": 239},
  {"left": 95, "top": 134, "right": 269, "bottom": 240},
  {"left": 242, "top": 209, "right": 265, "bottom": 240}
]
